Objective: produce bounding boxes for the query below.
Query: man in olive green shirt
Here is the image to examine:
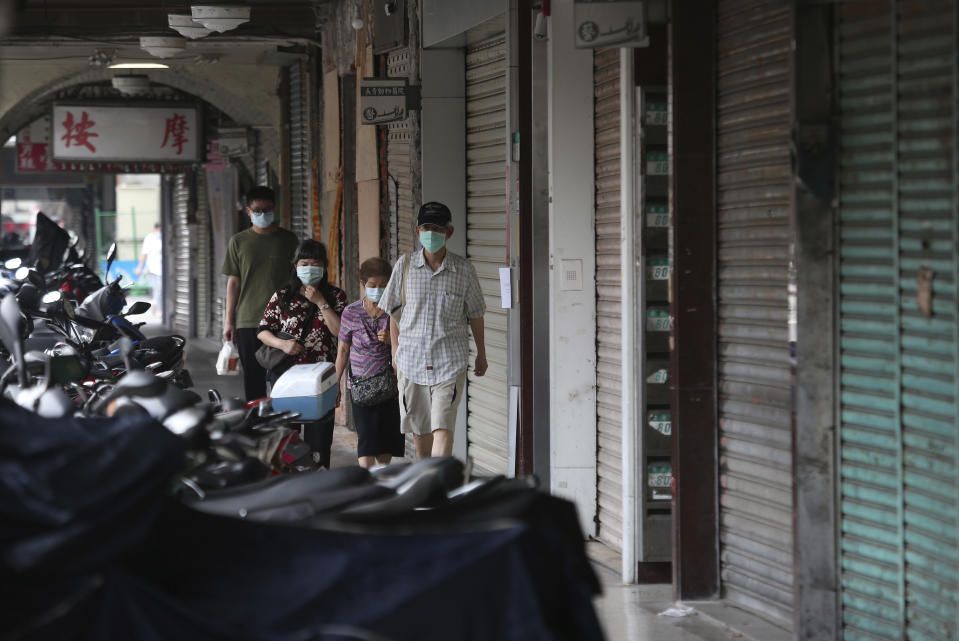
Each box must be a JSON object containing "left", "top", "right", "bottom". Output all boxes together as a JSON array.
[{"left": 221, "top": 186, "right": 299, "bottom": 400}]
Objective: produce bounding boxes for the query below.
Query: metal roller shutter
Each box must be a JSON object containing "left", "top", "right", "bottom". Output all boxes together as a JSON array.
[
  {"left": 194, "top": 171, "right": 211, "bottom": 338},
  {"left": 838, "top": 2, "right": 959, "bottom": 640},
  {"left": 254, "top": 129, "right": 269, "bottom": 186},
  {"left": 172, "top": 174, "right": 192, "bottom": 336},
  {"left": 387, "top": 49, "right": 415, "bottom": 257},
  {"left": 289, "top": 60, "right": 312, "bottom": 241},
  {"left": 716, "top": 0, "right": 794, "bottom": 629},
  {"left": 593, "top": 48, "right": 623, "bottom": 550},
  {"left": 465, "top": 34, "right": 509, "bottom": 476}
]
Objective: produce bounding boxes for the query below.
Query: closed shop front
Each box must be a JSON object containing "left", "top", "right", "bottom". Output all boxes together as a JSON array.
[
  {"left": 464, "top": 34, "right": 509, "bottom": 476},
  {"left": 172, "top": 173, "right": 192, "bottom": 336},
  {"left": 171, "top": 171, "right": 212, "bottom": 338},
  {"left": 593, "top": 48, "right": 623, "bottom": 550},
  {"left": 289, "top": 59, "right": 313, "bottom": 242},
  {"left": 386, "top": 48, "right": 415, "bottom": 258},
  {"left": 715, "top": 0, "right": 795, "bottom": 629},
  {"left": 838, "top": 2, "right": 959, "bottom": 639}
]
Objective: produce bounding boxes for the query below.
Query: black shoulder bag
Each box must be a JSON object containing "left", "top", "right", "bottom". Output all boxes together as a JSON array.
[
  {"left": 348, "top": 314, "right": 398, "bottom": 407},
  {"left": 255, "top": 304, "right": 318, "bottom": 378}
]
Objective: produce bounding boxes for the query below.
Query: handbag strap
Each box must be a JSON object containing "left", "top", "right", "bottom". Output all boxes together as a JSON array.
[
  {"left": 297, "top": 303, "right": 319, "bottom": 342},
  {"left": 401, "top": 251, "right": 411, "bottom": 307}
]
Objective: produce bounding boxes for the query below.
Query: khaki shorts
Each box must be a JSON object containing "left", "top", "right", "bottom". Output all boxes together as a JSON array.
[{"left": 397, "top": 369, "right": 467, "bottom": 435}]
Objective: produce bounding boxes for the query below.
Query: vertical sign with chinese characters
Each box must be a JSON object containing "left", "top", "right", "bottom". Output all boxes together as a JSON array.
[
  {"left": 52, "top": 104, "right": 201, "bottom": 162},
  {"left": 16, "top": 116, "right": 51, "bottom": 172}
]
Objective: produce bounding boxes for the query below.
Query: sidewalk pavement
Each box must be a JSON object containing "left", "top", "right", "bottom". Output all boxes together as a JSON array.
[
  {"left": 589, "top": 542, "right": 788, "bottom": 641},
  {"left": 147, "top": 323, "right": 770, "bottom": 641}
]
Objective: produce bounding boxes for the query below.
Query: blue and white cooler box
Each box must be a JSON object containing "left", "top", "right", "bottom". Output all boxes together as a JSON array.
[{"left": 270, "top": 362, "right": 338, "bottom": 421}]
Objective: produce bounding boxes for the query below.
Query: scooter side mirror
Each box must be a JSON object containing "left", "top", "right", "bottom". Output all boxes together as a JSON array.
[
  {"left": 105, "top": 242, "right": 118, "bottom": 279},
  {"left": 15, "top": 283, "right": 40, "bottom": 311},
  {"left": 125, "top": 301, "right": 151, "bottom": 316}
]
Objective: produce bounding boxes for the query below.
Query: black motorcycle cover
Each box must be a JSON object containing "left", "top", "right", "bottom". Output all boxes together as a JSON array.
[
  {"left": 0, "top": 398, "right": 604, "bottom": 641},
  {"left": 27, "top": 212, "right": 71, "bottom": 274}
]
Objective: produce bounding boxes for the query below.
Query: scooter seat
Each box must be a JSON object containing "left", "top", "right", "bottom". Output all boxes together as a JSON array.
[{"left": 186, "top": 466, "right": 371, "bottom": 519}]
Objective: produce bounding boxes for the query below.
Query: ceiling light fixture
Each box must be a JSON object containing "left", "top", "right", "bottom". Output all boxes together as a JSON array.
[
  {"left": 350, "top": 2, "right": 364, "bottom": 30},
  {"left": 108, "top": 63, "right": 170, "bottom": 69},
  {"left": 168, "top": 13, "right": 212, "bottom": 39},
  {"left": 190, "top": 5, "right": 251, "bottom": 33},
  {"left": 140, "top": 36, "right": 187, "bottom": 59}
]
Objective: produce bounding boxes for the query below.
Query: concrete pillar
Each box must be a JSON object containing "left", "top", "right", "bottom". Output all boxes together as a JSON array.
[{"left": 547, "top": 0, "right": 597, "bottom": 534}]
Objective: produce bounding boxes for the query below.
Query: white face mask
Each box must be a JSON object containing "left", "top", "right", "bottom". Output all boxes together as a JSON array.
[
  {"left": 250, "top": 211, "right": 274, "bottom": 229},
  {"left": 365, "top": 287, "right": 384, "bottom": 303},
  {"left": 296, "top": 265, "right": 324, "bottom": 285}
]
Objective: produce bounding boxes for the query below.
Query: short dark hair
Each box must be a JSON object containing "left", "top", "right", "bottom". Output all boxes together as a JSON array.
[
  {"left": 283, "top": 239, "right": 334, "bottom": 305},
  {"left": 359, "top": 257, "right": 392, "bottom": 282},
  {"left": 293, "top": 239, "right": 328, "bottom": 267},
  {"left": 246, "top": 186, "right": 275, "bottom": 206}
]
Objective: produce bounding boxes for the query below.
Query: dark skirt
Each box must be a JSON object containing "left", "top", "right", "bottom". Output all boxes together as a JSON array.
[{"left": 350, "top": 394, "right": 405, "bottom": 458}]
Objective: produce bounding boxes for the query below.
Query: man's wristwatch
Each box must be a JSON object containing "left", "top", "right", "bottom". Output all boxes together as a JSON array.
[{"left": 319, "top": 304, "right": 331, "bottom": 311}]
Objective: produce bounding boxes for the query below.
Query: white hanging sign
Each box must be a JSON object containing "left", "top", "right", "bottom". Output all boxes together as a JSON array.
[
  {"left": 574, "top": 1, "right": 649, "bottom": 49},
  {"left": 360, "top": 78, "right": 410, "bottom": 125},
  {"left": 52, "top": 103, "right": 201, "bottom": 162}
]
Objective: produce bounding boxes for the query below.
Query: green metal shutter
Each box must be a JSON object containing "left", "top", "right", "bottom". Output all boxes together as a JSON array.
[
  {"left": 716, "top": 0, "right": 794, "bottom": 629},
  {"left": 465, "top": 34, "right": 509, "bottom": 476},
  {"left": 838, "top": 2, "right": 959, "bottom": 640},
  {"left": 594, "top": 48, "right": 624, "bottom": 550}
]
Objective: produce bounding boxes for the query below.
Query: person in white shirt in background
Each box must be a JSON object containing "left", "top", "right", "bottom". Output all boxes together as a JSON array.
[{"left": 135, "top": 222, "right": 163, "bottom": 318}]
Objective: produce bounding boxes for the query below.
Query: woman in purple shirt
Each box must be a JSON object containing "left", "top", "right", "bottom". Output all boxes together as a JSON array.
[{"left": 335, "top": 257, "right": 405, "bottom": 467}]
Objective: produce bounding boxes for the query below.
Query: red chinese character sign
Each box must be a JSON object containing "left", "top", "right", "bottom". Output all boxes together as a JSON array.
[
  {"left": 52, "top": 104, "right": 200, "bottom": 162},
  {"left": 16, "top": 117, "right": 51, "bottom": 172}
]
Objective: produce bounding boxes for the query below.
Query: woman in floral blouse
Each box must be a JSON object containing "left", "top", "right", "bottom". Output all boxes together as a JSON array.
[{"left": 258, "top": 239, "right": 346, "bottom": 468}]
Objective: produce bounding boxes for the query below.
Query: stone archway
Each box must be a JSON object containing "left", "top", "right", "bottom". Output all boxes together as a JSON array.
[{"left": 0, "top": 66, "right": 281, "bottom": 168}]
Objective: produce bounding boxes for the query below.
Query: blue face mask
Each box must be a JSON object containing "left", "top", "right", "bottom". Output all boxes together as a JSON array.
[
  {"left": 296, "top": 265, "right": 324, "bottom": 285},
  {"left": 419, "top": 230, "right": 446, "bottom": 253},
  {"left": 365, "top": 286, "right": 383, "bottom": 303},
  {"left": 250, "top": 211, "right": 274, "bottom": 229}
]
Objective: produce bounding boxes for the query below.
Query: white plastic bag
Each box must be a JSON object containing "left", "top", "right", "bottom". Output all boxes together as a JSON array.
[{"left": 216, "top": 341, "right": 240, "bottom": 376}]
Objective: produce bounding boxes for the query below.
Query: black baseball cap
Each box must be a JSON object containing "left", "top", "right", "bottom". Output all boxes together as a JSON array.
[{"left": 417, "top": 201, "right": 452, "bottom": 227}]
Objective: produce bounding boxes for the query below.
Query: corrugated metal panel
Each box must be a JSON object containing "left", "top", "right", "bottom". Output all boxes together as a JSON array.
[
  {"left": 172, "top": 174, "right": 192, "bottom": 336},
  {"left": 465, "top": 34, "right": 509, "bottom": 476},
  {"left": 194, "top": 171, "right": 211, "bottom": 338},
  {"left": 387, "top": 49, "right": 414, "bottom": 257},
  {"left": 838, "top": 2, "right": 959, "bottom": 640},
  {"left": 716, "top": 0, "right": 794, "bottom": 630},
  {"left": 593, "top": 48, "right": 623, "bottom": 551},
  {"left": 254, "top": 129, "right": 269, "bottom": 186},
  {"left": 289, "top": 60, "right": 312, "bottom": 241}
]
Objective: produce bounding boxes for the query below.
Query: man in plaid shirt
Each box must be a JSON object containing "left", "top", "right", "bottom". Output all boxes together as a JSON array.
[{"left": 380, "top": 202, "right": 487, "bottom": 458}]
